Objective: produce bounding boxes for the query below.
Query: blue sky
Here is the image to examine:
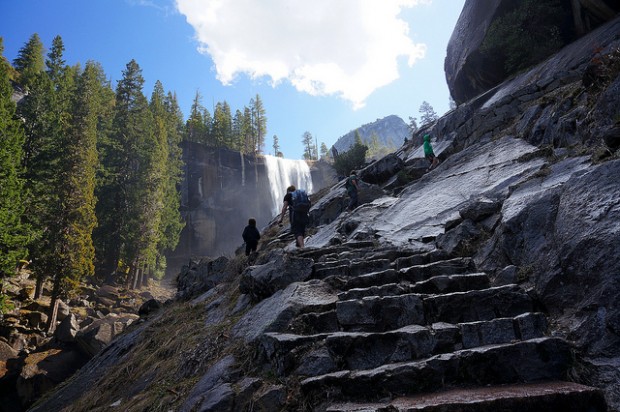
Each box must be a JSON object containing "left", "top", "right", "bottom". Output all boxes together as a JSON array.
[{"left": 1, "top": 0, "right": 465, "bottom": 159}]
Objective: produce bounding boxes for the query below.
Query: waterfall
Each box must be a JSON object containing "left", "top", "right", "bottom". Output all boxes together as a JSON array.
[{"left": 264, "top": 155, "right": 313, "bottom": 217}]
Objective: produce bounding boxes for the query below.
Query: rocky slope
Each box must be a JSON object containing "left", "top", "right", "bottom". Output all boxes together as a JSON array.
[{"left": 25, "top": 13, "right": 620, "bottom": 412}]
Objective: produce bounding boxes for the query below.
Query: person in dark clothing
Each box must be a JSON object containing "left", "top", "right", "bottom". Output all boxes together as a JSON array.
[
  {"left": 278, "top": 185, "right": 309, "bottom": 248},
  {"left": 242, "top": 218, "right": 261, "bottom": 256},
  {"left": 346, "top": 171, "right": 360, "bottom": 212},
  {"left": 279, "top": 185, "right": 296, "bottom": 231}
]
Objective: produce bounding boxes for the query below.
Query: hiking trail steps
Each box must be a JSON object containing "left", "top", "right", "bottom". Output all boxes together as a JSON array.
[{"left": 255, "top": 244, "right": 607, "bottom": 411}]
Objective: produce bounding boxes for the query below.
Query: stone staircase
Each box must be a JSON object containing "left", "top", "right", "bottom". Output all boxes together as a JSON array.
[{"left": 256, "top": 243, "right": 607, "bottom": 411}]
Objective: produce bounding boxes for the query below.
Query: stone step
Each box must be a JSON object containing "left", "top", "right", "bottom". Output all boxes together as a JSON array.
[
  {"left": 424, "top": 284, "right": 534, "bottom": 324},
  {"left": 393, "top": 249, "right": 452, "bottom": 270},
  {"left": 398, "top": 257, "right": 475, "bottom": 283},
  {"left": 301, "top": 337, "right": 573, "bottom": 402},
  {"left": 313, "top": 260, "right": 352, "bottom": 273},
  {"left": 337, "top": 282, "right": 411, "bottom": 301},
  {"left": 325, "top": 381, "right": 607, "bottom": 412},
  {"left": 338, "top": 273, "right": 490, "bottom": 301},
  {"left": 328, "top": 269, "right": 399, "bottom": 291},
  {"left": 262, "top": 313, "right": 547, "bottom": 377},
  {"left": 337, "top": 284, "right": 533, "bottom": 332},
  {"left": 333, "top": 258, "right": 476, "bottom": 292},
  {"left": 314, "top": 259, "right": 392, "bottom": 279},
  {"left": 288, "top": 310, "right": 340, "bottom": 335}
]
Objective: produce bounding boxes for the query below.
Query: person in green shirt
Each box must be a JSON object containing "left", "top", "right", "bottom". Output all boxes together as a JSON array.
[
  {"left": 346, "top": 170, "right": 360, "bottom": 212},
  {"left": 423, "top": 134, "right": 440, "bottom": 172}
]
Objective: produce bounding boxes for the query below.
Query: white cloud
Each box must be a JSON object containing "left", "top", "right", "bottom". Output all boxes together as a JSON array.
[{"left": 175, "top": 0, "right": 428, "bottom": 109}]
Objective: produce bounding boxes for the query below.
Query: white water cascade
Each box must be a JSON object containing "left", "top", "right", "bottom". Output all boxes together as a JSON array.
[{"left": 263, "top": 155, "right": 314, "bottom": 217}]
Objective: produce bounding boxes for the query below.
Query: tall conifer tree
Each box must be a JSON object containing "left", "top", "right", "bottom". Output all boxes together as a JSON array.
[
  {"left": 12, "top": 33, "right": 44, "bottom": 91},
  {"left": 250, "top": 94, "right": 266, "bottom": 153},
  {"left": 97, "top": 59, "right": 154, "bottom": 284},
  {"left": 0, "top": 39, "right": 30, "bottom": 287},
  {"left": 20, "top": 36, "right": 75, "bottom": 299}
]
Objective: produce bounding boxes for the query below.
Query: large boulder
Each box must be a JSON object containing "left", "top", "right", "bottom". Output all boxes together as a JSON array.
[
  {"left": 239, "top": 250, "right": 314, "bottom": 302},
  {"left": 445, "top": 0, "right": 519, "bottom": 104},
  {"left": 75, "top": 314, "right": 139, "bottom": 357},
  {"left": 445, "top": 0, "right": 620, "bottom": 105},
  {"left": 16, "top": 348, "right": 88, "bottom": 409},
  {"left": 358, "top": 153, "right": 404, "bottom": 185},
  {"left": 232, "top": 280, "right": 337, "bottom": 343},
  {"left": 176, "top": 256, "right": 230, "bottom": 300}
]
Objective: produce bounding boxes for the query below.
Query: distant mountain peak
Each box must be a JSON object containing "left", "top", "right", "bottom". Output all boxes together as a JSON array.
[{"left": 331, "top": 115, "right": 409, "bottom": 154}]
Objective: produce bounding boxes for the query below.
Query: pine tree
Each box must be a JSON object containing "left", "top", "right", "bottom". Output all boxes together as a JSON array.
[
  {"left": 272, "top": 135, "right": 280, "bottom": 156},
  {"left": 12, "top": 33, "right": 44, "bottom": 91},
  {"left": 142, "top": 81, "right": 186, "bottom": 283},
  {"left": 333, "top": 136, "right": 368, "bottom": 176},
  {"left": 419, "top": 101, "right": 438, "bottom": 125},
  {"left": 156, "top": 91, "right": 185, "bottom": 278},
  {"left": 186, "top": 90, "right": 208, "bottom": 143},
  {"left": 44, "top": 60, "right": 105, "bottom": 329},
  {"left": 302, "top": 131, "right": 314, "bottom": 160},
  {"left": 20, "top": 36, "right": 76, "bottom": 300},
  {"left": 320, "top": 142, "right": 328, "bottom": 160},
  {"left": 212, "top": 101, "right": 232, "bottom": 148},
  {"left": 0, "top": 39, "right": 31, "bottom": 286},
  {"left": 408, "top": 116, "right": 419, "bottom": 134},
  {"left": 231, "top": 110, "right": 241, "bottom": 151},
  {"left": 96, "top": 60, "right": 154, "bottom": 285},
  {"left": 251, "top": 94, "right": 266, "bottom": 153}
]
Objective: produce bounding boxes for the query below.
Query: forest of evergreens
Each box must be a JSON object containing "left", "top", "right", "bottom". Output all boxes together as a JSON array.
[{"left": 0, "top": 33, "right": 276, "bottom": 318}]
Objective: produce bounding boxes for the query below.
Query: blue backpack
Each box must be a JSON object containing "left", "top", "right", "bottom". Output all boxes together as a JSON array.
[{"left": 291, "top": 189, "right": 311, "bottom": 214}]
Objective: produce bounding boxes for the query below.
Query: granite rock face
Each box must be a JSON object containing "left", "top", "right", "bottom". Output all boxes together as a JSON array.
[{"left": 445, "top": 0, "right": 620, "bottom": 104}]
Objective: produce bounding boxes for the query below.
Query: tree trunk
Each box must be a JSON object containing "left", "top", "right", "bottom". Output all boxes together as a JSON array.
[
  {"left": 46, "top": 274, "right": 62, "bottom": 334},
  {"left": 46, "top": 297, "right": 59, "bottom": 334},
  {"left": 131, "top": 266, "right": 140, "bottom": 290},
  {"left": 34, "top": 274, "right": 44, "bottom": 300},
  {"left": 142, "top": 267, "right": 150, "bottom": 288}
]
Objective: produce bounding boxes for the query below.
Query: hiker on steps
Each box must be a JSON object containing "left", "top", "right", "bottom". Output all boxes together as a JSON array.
[
  {"left": 423, "top": 134, "right": 440, "bottom": 172},
  {"left": 242, "top": 217, "right": 261, "bottom": 256},
  {"left": 278, "top": 185, "right": 311, "bottom": 249},
  {"left": 345, "top": 170, "right": 360, "bottom": 212}
]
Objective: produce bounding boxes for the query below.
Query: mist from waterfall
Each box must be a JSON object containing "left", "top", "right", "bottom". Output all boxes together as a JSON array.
[{"left": 264, "top": 155, "right": 313, "bottom": 217}]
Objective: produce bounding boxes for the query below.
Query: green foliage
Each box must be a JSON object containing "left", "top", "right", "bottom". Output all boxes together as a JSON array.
[
  {"left": 366, "top": 132, "right": 396, "bottom": 161},
  {"left": 0, "top": 291, "right": 15, "bottom": 315},
  {"left": 0, "top": 39, "right": 31, "bottom": 277},
  {"left": 184, "top": 91, "right": 268, "bottom": 154},
  {"left": 333, "top": 141, "right": 368, "bottom": 176},
  {"left": 302, "top": 131, "right": 316, "bottom": 160},
  {"left": 272, "top": 134, "right": 280, "bottom": 156},
  {"left": 19, "top": 35, "right": 80, "bottom": 298},
  {"left": 480, "top": 0, "right": 567, "bottom": 75},
  {"left": 419, "top": 101, "right": 438, "bottom": 126},
  {"left": 251, "top": 94, "right": 267, "bottom": 153},
  {"left": 320, "top": 142, "right": 328, "bottom": 159},
  {"left": 12, "top": 33, "right": 44, "bottom": 91}
]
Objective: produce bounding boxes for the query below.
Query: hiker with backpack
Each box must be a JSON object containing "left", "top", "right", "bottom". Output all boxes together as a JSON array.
[
  {"left": 242, "top": 217, "right": 261, "bottom": 256},
  {"left": 423, "top": 134, "right": 440, "bottom": 172},
  {"left": 345, "top": 170, "right": 360, "bottom": 212},
  {"left": 278, "top": 185, "right": 311, "bottom": 248}
]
